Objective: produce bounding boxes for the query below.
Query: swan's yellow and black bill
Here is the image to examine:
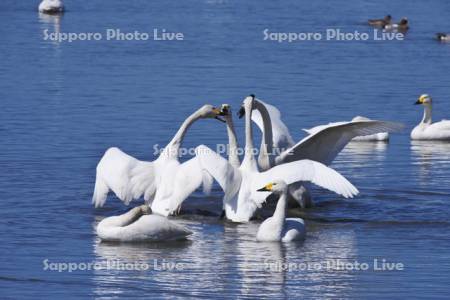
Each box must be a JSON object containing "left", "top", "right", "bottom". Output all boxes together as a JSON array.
[
  {"left": 415, "top": 99, "right": 422, "bottom": 105},
  {"left": 257, "top": 183, "right": 273, "bottom": 192},
  {"left": 415, "top": 95, "right": 426, "bottom": 105}
]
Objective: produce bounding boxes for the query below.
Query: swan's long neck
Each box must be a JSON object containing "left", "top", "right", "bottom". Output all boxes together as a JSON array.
[
  {"left": 254, "top": 100, "right": 274, "bottom": 170},
  {"left": 97, "top": 207, "right": 144, "bottom": 240},
  {"left": 225, "top": 116, "right": 240, "bottom": 168},
  {"left": 271, "top": 191, "right": 287, "bottom": 231},
  {"left": 421, "top": 104, "right": 432, "bottom": 125},
  {"left": 162, "top": 110, "right": 201, "bottom": 159},
  {"left": 242, "top": 103, "right": 257, "bottom": 170}
]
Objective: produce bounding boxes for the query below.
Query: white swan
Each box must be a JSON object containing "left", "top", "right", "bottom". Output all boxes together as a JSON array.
[
  {"left": 39, "top": 0, "right": 64, "bottom": 14},
  {"left": 97, "top": 205, "right": 192, "bottom": 242},
  {"left": 304, "top": 116, "right": 390, "bottom": 142},
  {"left": 92, "top": 105, "right": 224, "bottom": 216},
  {"left": 411, "top": 94, "right": 450, "bottom": 140},
  {"left": 256, "top": 180, "right": 305, "bottom": 242},
  {"left": 249, "top": 96, "right": 403, "bottom": 169},
  {"left": 195, "top": 96, "right": 359, "bottom": 222}
]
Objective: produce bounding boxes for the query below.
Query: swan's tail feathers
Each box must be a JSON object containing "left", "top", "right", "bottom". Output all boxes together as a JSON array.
[{"left": 92, "top": 147, "right": 156, "bottom": 208}]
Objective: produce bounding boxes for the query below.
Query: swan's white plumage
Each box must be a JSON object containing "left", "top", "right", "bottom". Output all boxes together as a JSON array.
[
  {"left": 97, "top": 206, "right": 192, "bottom": 242},
  {"left": 279, "top": 120, "right": 404, "bottom": 165},
  {"left": 39, "top": 0, "right": 64, "bottom": 13},
  {"left": 93, "top": 147, "right": 155, "bottom": 208},
  {"left": 411, "top": 95, "right": 450, "bottom": 140},
  {"left": 250, "top": 159, "right": 359, "bottom": 206}
]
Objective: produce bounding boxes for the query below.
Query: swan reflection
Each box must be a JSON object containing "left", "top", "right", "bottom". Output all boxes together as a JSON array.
[{"left": 411, "top": 141, "right": 450, "bottom": 183}]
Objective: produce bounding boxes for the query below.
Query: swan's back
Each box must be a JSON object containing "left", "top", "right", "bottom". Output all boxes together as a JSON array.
[
  {"left": 281, "top": 218, "right": 306, "bottom": 242},
  {"left": 97, "top": 214, "right": 192, "bottom": 242}
]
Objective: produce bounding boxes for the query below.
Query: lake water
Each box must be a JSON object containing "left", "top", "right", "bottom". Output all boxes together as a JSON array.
[{"left": 1, "top": 0, "right": 450, "bottom": 299}]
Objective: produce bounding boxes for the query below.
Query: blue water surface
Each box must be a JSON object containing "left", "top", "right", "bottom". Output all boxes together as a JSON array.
[{"left": 1, "top": 0, "right": 450, "bottom": 299}]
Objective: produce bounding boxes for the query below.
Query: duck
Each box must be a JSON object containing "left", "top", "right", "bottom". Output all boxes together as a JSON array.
[
  {"left": 96, "top": 205, "right": 192, "bottom": 242},
  {"left": 255, "top": 180, "right": 305, "bottom": 242},
  {"left": 39, "top": 0, "right": 64, "bottom": 14},
  {"left": 411, "top": 94, "right": 450, "bottom": 140},
  {"left": 368, "top": 15, "right": 392, "bottom": 27},
  {"left": 436, "top": 33, "right": 450, "bottom": 42},
  {"left": 383, "top": 18, "right": 409, "bottom": 32}
]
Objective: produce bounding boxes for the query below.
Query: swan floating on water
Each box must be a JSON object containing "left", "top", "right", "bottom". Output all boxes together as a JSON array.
[
  {"left": 411, "top": 94, "right": 450, "bottom": 140},
  {"left": 93, "top": 105, "right": 224, "bottom": 216},
  {"left": 39, "top": 0, "right": 64, "bottom": 14},
  {"left": 195, "top": 95, "right": 359, "bottom": 222},
  {"left": 96, "top": 205, "right": 192, "bottom": 242},
  {"left": 256, "top": 180, "right": 305, "bottom": 242}
]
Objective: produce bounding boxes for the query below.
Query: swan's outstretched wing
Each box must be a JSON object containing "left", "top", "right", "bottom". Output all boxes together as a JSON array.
[
  {"left": 277, "top": 120, "right": 404, "bottom": 166},
  {"left": 195, "top": 145, "right": 242, "bottom": 201},
  {"left": 150, "top": 157, "right": 213, "bottom": 216},
  {"left": 251, "top": 160, "right": 359, "bottom": 206},
  {"left": 252, "top": 99, "right": 295, "bottom": 149},
  {"left": 92, "top": 147, "right": 155, "bottom": 207}
]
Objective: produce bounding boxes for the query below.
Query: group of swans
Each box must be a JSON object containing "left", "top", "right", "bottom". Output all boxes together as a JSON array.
[{"left": 92, "top": 95, "right": 405, "bottom": 242}]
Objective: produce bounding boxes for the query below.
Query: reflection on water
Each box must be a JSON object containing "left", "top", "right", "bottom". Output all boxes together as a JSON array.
[
  {"left": 411, "top": 141, "right": 450, "bottom": 185},
  {"left": 91, "top": 217, "right": 358, "bottom": 298}
]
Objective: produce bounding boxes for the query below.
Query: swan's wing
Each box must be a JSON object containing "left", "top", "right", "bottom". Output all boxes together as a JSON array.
[
  {"left": 303, "top": 121, "right": 348, "bottom": 136},
  {"left": 195, "top": 145, "right": 241, "bottom": 201},
  {"left": 151, "top": 156, "right": 214, "bottom": 216},
  {"left": 276, "top": 120, "right": 404, "bottom": 166},
  {"left": 92, "top": 147, "right": 155, "bottom": 207},
  {"left": 252, "top": 99, "right": 295, "bottom": 149},
  {"left": 251, "top": 160, "right": 359, "bottom": 206}
]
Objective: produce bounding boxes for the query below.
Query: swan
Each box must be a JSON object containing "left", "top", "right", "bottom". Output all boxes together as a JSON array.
[
  {"left": 248, "top": 95, "right": 403, "bottom": 206},
  {"left": 368, "top": 15, "right": 392, "bottom": 27},
  {"left": 96, "top": 205, "right": 192, "bottom": 242},
  {"left": 304, "top": 116, "right": 390, "bottom": 142},
  {"left": 411, "top": 94, "right": 450, "bottom": 140},
  {"left": 92, "top": 104, "right": 224, "bottom": 216},
  {"left": 39, "top": 0, "right": 64, "bottom": 14},
  {"left": 195, "top": 95, "right": 359, "bottom": 222},
  {"left": 256, "top": 180, "right": 305, "bottom": 242}
]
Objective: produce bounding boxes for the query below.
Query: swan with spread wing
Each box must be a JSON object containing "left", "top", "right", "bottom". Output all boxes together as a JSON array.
[
  {"left": 195, "top": 96, "right": 359, "bottom": 222},
  {"left": 92, "top": 104, "right": 224, "bottom": 216}
]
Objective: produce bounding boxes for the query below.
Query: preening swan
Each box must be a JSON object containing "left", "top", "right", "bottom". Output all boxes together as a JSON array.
[
  {"left": 305, "top": 116, "right": 390, "bottom": 142},
  {"left": 97, "top": 205, "right": 192, "bottom": 242},
  {"left": 256, "top": 181, "right": 305, "bottom": 242},
  {"left": 196, "top": 96, "right": 359, "bottom": 222},
  {"left": 92, "top": 104, "right": 224, "bottom": 216},
  {"left": 39, "top": 0, "right": 64, "bottom": 14},
  {"left": 411, "top": 94, "right": 450, "bottom": 140}
]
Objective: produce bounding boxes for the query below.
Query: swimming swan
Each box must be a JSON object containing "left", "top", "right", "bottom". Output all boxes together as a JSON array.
[
  {"left": 39, "top": 0, "right": 64, "bottom": 14},
  {"left": 411, "top": 94, "right": 450, "bottom": 140},
  {"left": 92, "top": 105, "right": 224, "bottom": 216},
  {"left": 195, "top": 95, "right": 359, "bottom": 222},
  {"left": 97, "top": 205, "right": 192, "bottom": 242},
  {"left": 256, "top": 180, "right": 305, "bottom": 242},
  {"left": 305, "top": 116, "right": 390, "bottom": 142}
]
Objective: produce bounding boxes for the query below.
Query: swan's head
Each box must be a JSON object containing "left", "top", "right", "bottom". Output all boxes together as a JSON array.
[
  {"left": 237, "top": 94, "right": 255, "bottom": 119},
  {"left": 415, "top": 94, "right": 432, "bottom": 106},
  {"left": 199, "top": 104, "right": 226, "bottom": 122},
  {"left": 399, "top": 18, "right": 408, "bottom": 25},
  {"left": 219, "top": 104, "right": 232, "bottom": 118},
  {"left": 257, "top": 180, "right": 288, "bottom": 194}
]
